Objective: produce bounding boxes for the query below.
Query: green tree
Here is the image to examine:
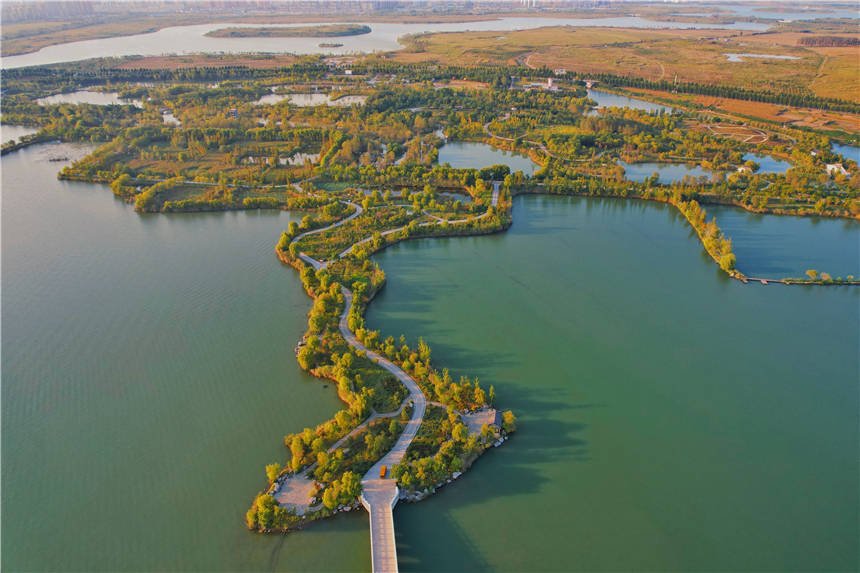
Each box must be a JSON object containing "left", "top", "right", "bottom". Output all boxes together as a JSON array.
[
  {"left": 265, "top": 462, "right": 281, "bottom": 484},
  {"left": 502, "top": 410, "right": 517, "bottom": 433},
  {"left": 289, "top": 436, "right": 306, "bottom": 471},
  {"left": 452, "top": 422, "right": 469, "bottom": 442},
  {"left": 719, "top": 253, "right": 736, "bottom": 272}
]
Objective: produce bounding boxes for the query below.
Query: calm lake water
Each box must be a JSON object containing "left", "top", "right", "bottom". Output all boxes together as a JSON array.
[
  {"left": 438, "top": 141, "right": 538, "bottom": 175},
  {"left": 36, "top": 90, "right": 142, "bottom": 107},
  {"left": 369, "top": 195, "right": 858, "bottom": 572},
  {"left": 1, "top": 143, "right": 370, "bottom": 572},
  {"left": 620, "top": 160, "right": 711, "bottom": 184},
  {"left": 3, "top": 146, "right": 857, "bottom": 571},
  {"left": 725, "top": 53, "right": 800, "bottom": 62},
  {"left": 743, "top": 152, "right": 792, "bottom": 174},
  {"left": 255, "top": 93, "right": 367, "bottom": 106},
  {"left": 832, "top": 142, "right": 860, "bottom": 163},
  {"left": 1, "top": 124, "right": 40, "bottom": 143},
  {"left": 2, "top": 17, "right": 768, "bottom": 69},
  {"left": 706, "top": 205, "right": 859, "bottom": 278},
  {"left": 723, "top": 4, "right": 860, "bottom": 21},
  {"left": 588, "top": 89, "right": 674, "bottom": 114}
]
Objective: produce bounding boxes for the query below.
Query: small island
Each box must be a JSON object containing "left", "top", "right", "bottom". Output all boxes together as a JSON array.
[
  {"left": 205, "top": 24, "right": 371, "bottom": 39},
  {"left": 319, "top": 42, "right": 344, "bottom": 48}
]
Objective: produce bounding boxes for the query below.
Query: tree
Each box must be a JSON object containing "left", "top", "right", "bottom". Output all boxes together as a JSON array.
[
  {"left": 289, "top": 436, "right": 306, "bottom": 471},
  {"left": 502, "top": 410, "right": 517, "bottom": 433},
  {"left": 322, "top": 486, "right": 339, "bottom": 510},
  {"left": 806, "top": 269, "right": 819, "bottom": 281},
  {"left": 488, "top": 385, "right": 496, "bottom": 406},
  {"left": 719, "top": 253, "right": 736, "bottom": 272},
  {"left": 452, "top": 422, "right": 469, "bottom": 442},
  {"left": 256, "top": 494, "right": 276, "bottom": 529},
  {"left": 266, "top": 462, "right": 281, "bottom": 484}
]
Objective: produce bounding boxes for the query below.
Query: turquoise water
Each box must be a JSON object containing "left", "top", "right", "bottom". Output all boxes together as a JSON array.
[
  {"left": 3, "top": 145, "right": 857, "bottom": 571},
  {"left": 438, "top": 141, "right": 538, "bottom": 176},
  {"left": 706, "top": 205, "right": 859, "bottom": 278},
  {"left": 1, "top": 143, "right": 370, "bottom": 572},
  {"left": 620, "top": 160, "right": 711, "bottom": 184},
  {"left": 368, "top": 195, "right": 859, "bottom": 572}
]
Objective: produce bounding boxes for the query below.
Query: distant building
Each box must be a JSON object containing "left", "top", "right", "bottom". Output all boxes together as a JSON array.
[
  {"left": 826, "top": 163, "right": 849, "bottom": 176},
  {"left": 736, "top": 165, "right": 752, "bottom": 174},
  {"left": 228, "top": 108, "right": 238, "bottom": 119},
  {"left": 554, "top": 68, "right": 567, "bottom": 76}
]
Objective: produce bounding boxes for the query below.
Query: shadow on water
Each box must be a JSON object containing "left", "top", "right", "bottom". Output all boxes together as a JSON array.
[
  {"left": 397, "top": 508, "right": 492, "bottom": 572},
  {"left": 396, "top": 404, "right": 592, "bottom": 571}
]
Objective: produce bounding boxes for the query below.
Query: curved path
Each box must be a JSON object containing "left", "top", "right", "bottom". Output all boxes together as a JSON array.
[
  {"left": 482, "top": 120, "right": 589, "bottom": 164},
  {"left": 337, "top": 182, "right": 500, "bottom": 260},
  {"left": 293, "top": 200, "right": 363, "bottom": 270},
  {"left": 287, "top": 183, "right": 500, "bottom": 572},
  {"left": 340, "top": 287, "right": 426, "bottom": 573}
]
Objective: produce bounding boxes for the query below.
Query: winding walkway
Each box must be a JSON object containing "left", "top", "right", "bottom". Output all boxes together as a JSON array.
[
  {"left": 337, "top": 182, "right": 500, "bottom": 260},
  {"left": 286, "top": 183, "right": 500, "bottom": 572},
  {"left": 482, "top": 119, "right": 589, "bottom": 164},
  {"left": 340, "top": 287, "right": 426, "bottom": 573}
]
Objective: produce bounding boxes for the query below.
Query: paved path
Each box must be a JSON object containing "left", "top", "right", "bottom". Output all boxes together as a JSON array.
[
  {"left": 482, "top": 120, "right": 587, "bottom": 164},
  {"left": 293, "top": 201, "right": 363, "bottom": 269},
  {"left": 339, "top": 288, "right": 427, "bottom": 573},
  {"left": 336, "top": 182, "right": 500, "bottom": 260},
  {"left": 286, "top": 184, "right": 502, "bottom": 572}
]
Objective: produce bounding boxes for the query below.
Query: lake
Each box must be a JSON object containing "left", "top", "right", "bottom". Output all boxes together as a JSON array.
[
  {"left": 36, "top": 90, "right": 143, "bottom": 107},
  {"left": 620, "top": 160, "right": 711, "bottom": 184},
  {"left": 2, "top": 146, "right": 857, "bottom": 571},
  {"left": 438, "top": 141, "right": 539, "bottom": 176},
  {"left": 743, "top": 152, "right": 792, "bottom": 174},
  {"left": 705, "top": 205, "right": 859, "bottom": 278},
  {"left": 832, "top": 142, "right": 860, "bottom": 163},
  {"left": 2, "top": 17, "right": 769, "bottom": 70},
  {"left": 255, "top": 93, "right": 367, "bottom": 106},
  {"left": 368, "top": 195, "right": 858, "bottom": 572},
  {"left": 1, "top": 143, "right": 370, "bottom": 572},
  {"left": 588, "top": 89, "right": 674, "bottom": 114},
  {"left": 725, "top": 53, "right": 800, "bottom": 62},
  {"left": 723, "top": 4, "right": 860, "bottom": 21},
  {"left": 1, "top": 124, "right": 40, "bottom": 143}
]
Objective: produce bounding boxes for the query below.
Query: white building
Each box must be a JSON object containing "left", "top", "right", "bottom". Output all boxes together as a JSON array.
[{"left": 825, "top": 163, "right": 849, "bottom": 176}]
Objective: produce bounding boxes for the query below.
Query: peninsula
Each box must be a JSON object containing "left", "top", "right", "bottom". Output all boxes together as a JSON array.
[{"left": 2, "top": 25, "right": 858, "bottom": 569}]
